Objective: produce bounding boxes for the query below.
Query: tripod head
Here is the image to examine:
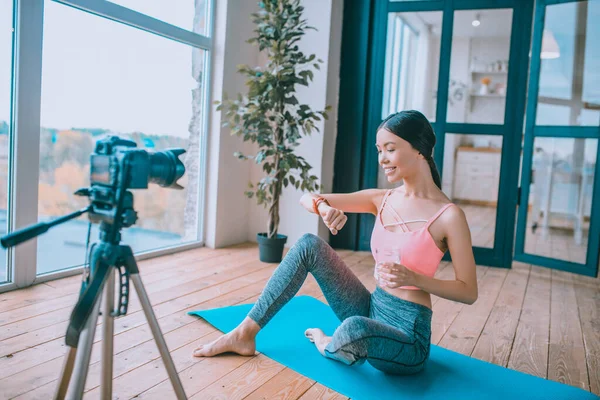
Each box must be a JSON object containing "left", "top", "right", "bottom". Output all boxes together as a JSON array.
[{"left": 0, "top": 135, "right": 187, "bottom": 347}]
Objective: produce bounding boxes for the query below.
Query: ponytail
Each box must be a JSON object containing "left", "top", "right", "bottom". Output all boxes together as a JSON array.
[{"left": 426, "top": 156, "right": 442, "bottom": 189}]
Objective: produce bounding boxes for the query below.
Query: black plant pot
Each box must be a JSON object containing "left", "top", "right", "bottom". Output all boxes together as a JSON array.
[{"left": 256, "top": 233, "right": 288, "bottom": 263}]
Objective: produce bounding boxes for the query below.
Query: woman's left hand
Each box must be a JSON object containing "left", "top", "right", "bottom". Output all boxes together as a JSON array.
[{"left": 376, "top": 263, "right": 417, "bottom": 288}]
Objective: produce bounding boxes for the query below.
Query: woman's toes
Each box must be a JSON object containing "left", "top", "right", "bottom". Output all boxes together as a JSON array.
[
  {"left": 305, "top": 328, "right": 317, "bottom": 342},
  {"left": 304, "top": 328, "right": 331, "bottom": 356}
]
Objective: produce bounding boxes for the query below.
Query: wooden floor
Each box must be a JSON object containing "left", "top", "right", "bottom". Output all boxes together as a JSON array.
[{"left": 1, "top": 243, "right": 599, "bottom": 399}]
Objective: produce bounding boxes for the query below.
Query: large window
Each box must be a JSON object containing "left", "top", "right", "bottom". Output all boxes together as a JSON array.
[
  {"left": 38, "top": 1, "right": 208, "bottom": 275},
  {"left": 382, "top": 12, "right": 441, "bottom": 123},
  {"left": 379, "top": 11, "right": 442, "bottom": 189},
  {"left": 0, "top": 0, "right": 211, "bottom": 287},
  {"left": 382, "top": 15, "right": 420, "bottom": 118},
  {"left": 0, "top": 0, "right": 13, "bottom": 284},
  {"left": 535, "top": 1, "right": 599, "bottom": 126}
]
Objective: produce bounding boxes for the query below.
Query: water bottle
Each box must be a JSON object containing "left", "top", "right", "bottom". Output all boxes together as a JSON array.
[{"left": 374, "top": 247, "right": 402, "bottom": 287}]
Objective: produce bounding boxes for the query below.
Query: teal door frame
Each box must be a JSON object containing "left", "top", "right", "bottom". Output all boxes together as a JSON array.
[
  {"left": 514, "top": 0, "right": 600, "bottom": 277},
  {"left": 332, "top": 0, "right": 534, "bottom": 270}
]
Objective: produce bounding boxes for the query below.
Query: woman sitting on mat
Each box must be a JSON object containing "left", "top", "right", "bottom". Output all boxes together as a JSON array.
[{"left": 193, "top": 110, "right": 478, "bottom": 375}]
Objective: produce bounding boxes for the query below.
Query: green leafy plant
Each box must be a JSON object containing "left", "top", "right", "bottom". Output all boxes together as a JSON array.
[{"left": 216, "top": 0, "right": 330, "bottom": 239}]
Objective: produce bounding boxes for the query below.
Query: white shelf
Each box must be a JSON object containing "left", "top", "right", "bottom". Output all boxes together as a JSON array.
[
  {"left": 470, "top": 93, "right": 506, "bottom": 98},
  {"left": 471, "top": 70, "right": 508, "bottom": 74}
]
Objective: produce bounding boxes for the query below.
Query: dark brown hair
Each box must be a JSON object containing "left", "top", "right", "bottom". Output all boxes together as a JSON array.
[{"left": 378, "top": 110, "right": 442, "bottom": 189}]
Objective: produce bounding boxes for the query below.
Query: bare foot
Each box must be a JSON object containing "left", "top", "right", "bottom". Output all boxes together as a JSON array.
[
  {"left": 305, "top": 328, "right": 332, "bottom": 357},
  {"left": 193, "top": 329, "right": 256, "bottom": 357}
]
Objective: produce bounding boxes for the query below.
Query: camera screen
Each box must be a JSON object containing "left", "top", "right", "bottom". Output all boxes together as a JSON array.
[{"left": 90, "top": 155, "right": 112, "bottom": 185}]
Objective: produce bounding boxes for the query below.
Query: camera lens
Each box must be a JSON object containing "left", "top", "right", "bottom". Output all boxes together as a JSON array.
[{"left": 148, "top": 149, "right": 186, "bottom": 188}]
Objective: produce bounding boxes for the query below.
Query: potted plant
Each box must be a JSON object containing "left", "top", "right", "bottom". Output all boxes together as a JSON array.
[{"left": 215, "top": 0, "right": 330, "bottom": 263}]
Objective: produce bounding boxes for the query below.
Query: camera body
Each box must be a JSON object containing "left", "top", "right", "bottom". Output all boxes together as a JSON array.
[
  {"left": 90, "top": 136, "right": 185, "bottom": 190},
  {"left": 85, "top": 136, "right": 186, "bottom": 228}
]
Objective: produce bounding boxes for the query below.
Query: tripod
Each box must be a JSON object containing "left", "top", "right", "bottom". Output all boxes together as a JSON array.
[
  {"left": 0, "top": 136, "right": 190, "bottom": 399},
  {"left": 53, "top": 239, "right": 187, "bottom": 400}
]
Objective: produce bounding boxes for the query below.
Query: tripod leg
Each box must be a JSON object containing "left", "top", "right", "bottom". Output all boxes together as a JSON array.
[
  {"left": 130, "top": 273, "right": 187, "bottom": 400},
  {"left": 58, "top": 289, "right": 103, "bottom": 400},
  {"left": 54, "top": 347, "right": 77, "bottom": 399},
  {"left": 101, "top": 269, "right": 116, "bottom": 400}
]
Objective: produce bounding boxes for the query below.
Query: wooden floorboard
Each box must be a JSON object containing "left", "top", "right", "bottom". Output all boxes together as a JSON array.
[
  {"left": 0, "top": 244, "right": 598, "bottom": 399},
  {"left": 471, "top": 262, "right": 530, "bottom": 366},
  {"left": 574, "top": 273, "right": 600, "bottom": 395},
  {"left": 548, "top": 270, "right": 589, "bottom": 391},
  {"left": 430, "top": 265, "right": 489, "bottom": 345},
  {"left": 437, "top": 266, "right": 509, "bottom": 355},
  {"left": 507, "top": 265, "right": 552, "bottom": 379}
]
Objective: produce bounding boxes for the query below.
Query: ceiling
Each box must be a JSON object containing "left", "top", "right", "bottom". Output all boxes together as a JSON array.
[{"left": 414, "top": 9, "right": 514, "bottom": 38}]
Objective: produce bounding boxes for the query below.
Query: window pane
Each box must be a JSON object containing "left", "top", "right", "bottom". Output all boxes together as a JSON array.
[
  {"left": 442, "top": 133, "right": 503, "bottom": 248},
  {"left": 525, "top": 138, "right": 596, "bottom": 264},
  {"left": 0, "top": 0, "right": 12, "bottom": 283},
  {"left": 536, "top": 1, "right": 600, "bottom": 126},
  {"left": 107, "top": 0, "right": 211, "bottom": 36},
  {"left": 38, "top": 1, "right": 206, "bottom": 276},
  {"left": 381, "top": 11, "right": 441, "bottom": 125},
  {"left": 583, "top": 1, "right": 600, "bottom": 106},
  {"left": 446, "top": 9, "right": 513, "bottom": 124}
]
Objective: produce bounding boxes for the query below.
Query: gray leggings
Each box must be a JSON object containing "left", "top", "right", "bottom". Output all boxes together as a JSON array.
[{"left": 248, "top": 233, "right": 432, "bottom": 375}]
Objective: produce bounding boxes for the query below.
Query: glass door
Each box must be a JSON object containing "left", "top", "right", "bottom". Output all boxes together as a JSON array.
[
  {"left": 515, "top": 0, "right": 600, "bottom": 276},
  {"left": 358, "top": 0, "right": 533, "bottom": 268},
  {"left": 439, "top": 6, "right": 517, "bottom": 265}
]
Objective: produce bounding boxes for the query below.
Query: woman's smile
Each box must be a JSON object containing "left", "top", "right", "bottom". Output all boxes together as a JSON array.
[{"left": 383, "top": 166, "right": 397, "bottom": 176}]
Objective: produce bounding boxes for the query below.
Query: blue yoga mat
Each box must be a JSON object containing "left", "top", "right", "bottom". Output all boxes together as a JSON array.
[{"left": 188, "top": 296, "right": 598, "bottom": 400}]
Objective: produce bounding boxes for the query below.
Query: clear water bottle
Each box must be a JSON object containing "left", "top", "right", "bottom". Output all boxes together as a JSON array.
[{"left": 374, "top": 248, "right": 401, "bottom": 287}]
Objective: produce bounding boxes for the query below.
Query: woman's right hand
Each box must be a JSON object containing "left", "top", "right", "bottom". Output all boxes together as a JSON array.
[{"left": 319, "top": 204, "right": 347, "bottom": 235}]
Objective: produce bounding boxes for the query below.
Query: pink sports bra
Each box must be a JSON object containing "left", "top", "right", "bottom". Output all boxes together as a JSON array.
[{"left": 370, "top": 189, "right": 454, "bottom": 290}]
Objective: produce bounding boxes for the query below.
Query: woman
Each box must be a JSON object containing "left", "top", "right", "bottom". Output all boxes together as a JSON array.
[{"left": 193, "top": 110, "right": 478, "bottom": 375}]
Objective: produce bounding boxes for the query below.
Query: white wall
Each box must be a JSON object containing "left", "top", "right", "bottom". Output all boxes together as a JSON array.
[
  {"left": 203, "top": 0, "right": 258, "bottom": 248},
  {"left": 205, "top": 0, "right": 343, "bottom": 249}
]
